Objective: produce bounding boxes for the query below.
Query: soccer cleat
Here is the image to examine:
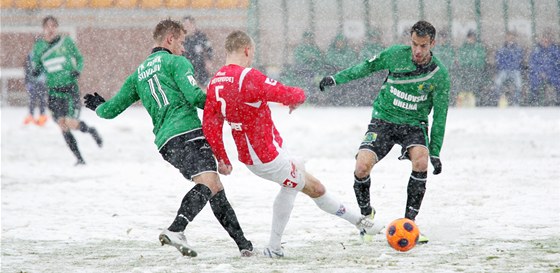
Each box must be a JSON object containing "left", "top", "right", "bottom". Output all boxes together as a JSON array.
[
  {"left": 262, "top": 247, "right": 284, "bottom": 258},
  {"left": 240, "top": 248, "right": 258, "bottom": 257},
  {"left": 23, "top": 115, "right": 34, "bottom": 125},
  {"left": 417, "top": 233, "right": 429, "bottom": 244},
  {"left": 75, "top": 159, "right": 86, "bottom": 166},
  {"left": 89, "top": 128, "right": 103, "bottom": 147},
  {"left": 359, "top": 211, "right": 377, "bottom": 242},
  {"left": 36, "top": 115, "right": 48, "bottom": 126},
  {"left": 159, "top": 229, "right": 197, "bottom": 257},
  {"left": 356, "top": 214, "right": 384, "bottom": 236}
]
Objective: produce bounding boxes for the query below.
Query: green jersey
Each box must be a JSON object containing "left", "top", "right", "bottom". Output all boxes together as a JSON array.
[
  {"left": 95, "top": 48, "right": 206, "bottom": 150},
  {"left": 31, "top": 35, "right": 83, "bottom": 88},
  {"left": 332, "top": 44, "right": 450, "bottom": 157}
]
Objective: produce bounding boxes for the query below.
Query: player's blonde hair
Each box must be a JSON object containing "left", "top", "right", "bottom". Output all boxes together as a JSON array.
[
  {"left": 153, "top": 19, "right": 185, "bottom": 43},
  {"left": 225, "top": 30, "right": 253, "bottom": 53}
]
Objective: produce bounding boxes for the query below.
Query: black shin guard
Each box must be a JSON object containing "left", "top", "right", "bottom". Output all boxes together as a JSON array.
[
  {"left": 405, "top": 171, "right": 427, "bottom": 221},
  {"left": 210, "top": 190, "right": 252, "bottom": 251},
  {"left": 62, "top": 131, "right": 84, "bottom": 163},
  {"left": 168, "top": 184, "right": 212, "bottom": 232},
  {"left": 353, "top": 175, "right": 372, "bottom": 216}
]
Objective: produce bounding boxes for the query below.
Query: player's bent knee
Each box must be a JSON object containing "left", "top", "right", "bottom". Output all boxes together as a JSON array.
[
  {"left": 412, "top": 159, "right": 428, "bottom": 172},
  {"left": 193, "top": 172, "right": 223, "bottom": 194}
]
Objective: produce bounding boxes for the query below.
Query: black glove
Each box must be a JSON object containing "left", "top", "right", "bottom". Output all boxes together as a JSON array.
[
  {"left": 71, "top": 71, "right": 80, "bottom": 78},
  {"left": 319, "top": 76, "right": 335, "bottom": 91},
  {"left": 84, "top": 92, "right": 106, "bottom": 111},
  {"left": 430, "top": 156, "right": 442, "bottom": 175}
]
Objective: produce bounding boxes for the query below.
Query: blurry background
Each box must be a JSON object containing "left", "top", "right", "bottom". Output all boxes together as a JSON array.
[{"left": 1, "top": 0, "right": 559, "bottom": 107}]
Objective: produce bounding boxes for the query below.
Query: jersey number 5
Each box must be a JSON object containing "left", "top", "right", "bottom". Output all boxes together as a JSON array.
[
  {"left": 215, "top": 85, "right": 227, "bottom": 117},
  {"left": 148, "top": 74, "right": 169, "bottom": 108}
]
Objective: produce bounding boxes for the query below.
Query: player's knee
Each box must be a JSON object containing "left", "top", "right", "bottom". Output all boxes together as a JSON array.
[
  {"left": 355, "top": 162, "right": 371, "bottom": 178},
  {"left": 412, "top": 158, "right": 428, "bottom": 172}
]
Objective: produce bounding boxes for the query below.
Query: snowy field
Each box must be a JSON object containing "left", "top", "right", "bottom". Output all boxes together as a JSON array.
[{"left": 2, "top": 105, "right": 559, "bottom": 273}]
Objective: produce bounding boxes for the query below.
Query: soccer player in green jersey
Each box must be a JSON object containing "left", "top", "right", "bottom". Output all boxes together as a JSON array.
[
  {"left": 319, "top": 21, "right": 450, "bottom": 243},
  {"left": 31, "top": 16, "right": 102, "bottom": 165},
  {"left": 83, "top": 19, "right": 253, "bottom": 257}
]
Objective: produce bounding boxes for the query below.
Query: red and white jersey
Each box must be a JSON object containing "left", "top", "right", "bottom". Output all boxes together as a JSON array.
[{"left": 203, "top": 64, "right": 306, "bottom": 165}]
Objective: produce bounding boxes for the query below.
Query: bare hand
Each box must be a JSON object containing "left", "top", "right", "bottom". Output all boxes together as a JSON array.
[{"left": 218, "top": 160, "right": 232, "bottom": 175}]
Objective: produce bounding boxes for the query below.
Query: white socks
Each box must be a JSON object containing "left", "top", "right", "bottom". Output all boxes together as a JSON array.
[
  {"left": 312, "top": 191, "right": 362, "bottom": 225},
  {"left": 269, "top": 187, "right": 298, "bottom": 250}
]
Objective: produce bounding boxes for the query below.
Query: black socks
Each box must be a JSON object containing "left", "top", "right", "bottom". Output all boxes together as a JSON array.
[
  {"left": 62, "top": 131, "right": 84, "bottom": 164},
  {"left": 405, "top": 171, "right": 427, "bottom": 221},
  {"left": 168, "top": 184, "right": 212, "bottom": 232},
  {"left": 79, "top": 121, "right": 103, "bottom": 147},
  {"left": 353, "top": 174, "right": 372, "bottom": 216},
  {"left": 210, "top": 190, "right": 252, "bottom": 251}
]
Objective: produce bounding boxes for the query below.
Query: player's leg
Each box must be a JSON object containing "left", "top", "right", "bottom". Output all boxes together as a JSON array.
[
  {"left": 66, "top": 85, "right": 103, "bottom": 147},
  {"left": 354, "top": 150, "right": 377, "bottom": 216},
  {"left": 404, "top": 146, "right": 429, "bottom": 221},
  {"left": 49, "top": 91, "right": 86, "bottom": 165},
  {"left": 354, "top": 119, "right": 394, "bottom": 218},
  {"left": 160, "top": 136, "right": 252, "bottom": 256},
  {"left": 264, "top": 186, "right": 298, "bottom": 258},
  {"left": 24, "top": 85, "right": 37, "bottom": 124},
  {"left": 302, "top": 172, "right": 383, "bottom": 235}
]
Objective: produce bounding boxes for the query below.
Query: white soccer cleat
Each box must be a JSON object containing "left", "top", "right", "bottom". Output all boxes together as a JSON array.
[
  {"left": 356, "top": 214, "right": 384, "bottom": 236},
  {"left": 262, "top": 246, "right": 284, "bottom": 258},
  {"left": 159, "top": 229, "right": 197, "bottom": 257},
  {"left": 240, "top": 248, "right": 259, "bottom": 257}
]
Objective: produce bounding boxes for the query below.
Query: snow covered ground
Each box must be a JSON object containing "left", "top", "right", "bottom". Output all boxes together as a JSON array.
[{"left": 2, "top": 105, "right": 559, "bottom": 272}]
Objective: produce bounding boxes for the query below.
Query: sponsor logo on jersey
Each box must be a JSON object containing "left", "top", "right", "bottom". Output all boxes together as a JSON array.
[
  {"left": 265, "top": 78, "right": 277, "bottom": 86},
  {"left": 282, "top": 179, "right": 298, "bottom": 188},
  {"left": 187, "top": 75, "right": 197, "bottom": 86},
  {"left": 417, "top": 83, "right": 435, "bottom": 95},
  {"left": 211, "top": 76, "right": 234, "bottom": 85},
  {"left": 228, "top": 122, "right": 242, "bottom": 131}
]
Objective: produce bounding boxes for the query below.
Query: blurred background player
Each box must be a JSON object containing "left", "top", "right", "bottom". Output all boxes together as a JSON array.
[
  {"left": 319, "top": 21, "right": 450, "bottom": 243},
  {"left": 182, "top": 16, "right": 213, "bottom": 86},
  {"left": 31, "top": 15, "right": 102, "bottom": 165},
  {"left": 84, "top": 19, "right": 254, "bottom": 257},
  {"left": 492, "top": 31, "right": 524, "bottom": 106},
  {"left": 203, "top": 30, "right": 383, "bottom": 258},
  {"left": 23, "top": 50, "right": 48, "bottom": 126}
]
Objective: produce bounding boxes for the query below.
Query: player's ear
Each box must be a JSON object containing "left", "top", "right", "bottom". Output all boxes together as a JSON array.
[
  {"left": 165, "top": 33, "right": 174, "bottom": 45},
  {"left": 244, "top": 46, "right": 249, "bottom": 57}
]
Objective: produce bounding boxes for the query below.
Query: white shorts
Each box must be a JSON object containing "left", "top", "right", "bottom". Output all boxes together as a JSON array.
[{"left": 246, "top": 149, "right": 306, "bottom": 191}]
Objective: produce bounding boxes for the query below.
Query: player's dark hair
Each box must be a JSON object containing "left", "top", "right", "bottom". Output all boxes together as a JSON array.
[
  {"left": 225, "top": 30, "right": 253, "bottom": 53},
  {"left": 411, "top": 21, "right": 436, "bottom": 41},
  {"left": 153, "top": 18, "right": 185, "bottom": 42},
  {"left": 42, "top": 15, "right": 58, "bottom": 27}
]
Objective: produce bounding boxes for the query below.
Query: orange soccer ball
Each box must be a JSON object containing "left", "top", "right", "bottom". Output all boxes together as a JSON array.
[{"left": 386, "top": 218, "right": 420, "bottom": 252}]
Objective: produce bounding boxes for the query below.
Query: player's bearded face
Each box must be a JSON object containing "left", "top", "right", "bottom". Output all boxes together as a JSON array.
[{"left": 410, "top": 32, "right": 434, "bottom": 65}]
